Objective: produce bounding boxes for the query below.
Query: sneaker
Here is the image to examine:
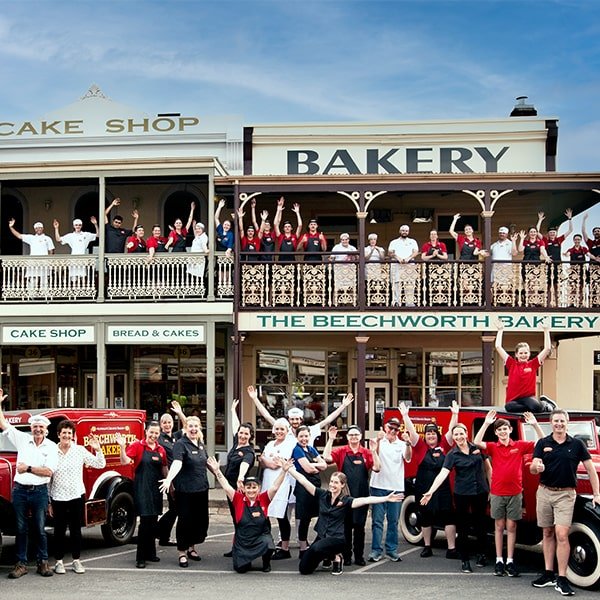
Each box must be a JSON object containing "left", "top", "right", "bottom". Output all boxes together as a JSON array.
[
  {"left": 532, "top": 570, "right": 557, "bottom": 588},
  {"left": 494, "top": 561, "right": 505, "bottom": 577},
  {"left": 321, "top": 559, "right": 332, "bottom": 570},
  {"left": 555, "top": 576, "right": 575, "bottom": 596},
  {"left": 461, "top": 560, "right": 473, "bottom": 573},
  {"left": 540, "top": 395, "right": 558, "bottom": 411},
  {"left": 420, "top": 547, "right": 433, "bottom": 558},
  {"left": 367, "top": 553, "right": 382, "bottom": 563},
  {"left": 386, "top": 551, "right": 402, "bottom": 562},
  {"left": 505, "top": 562, "right": 520, "bottom": 577},
  {"left": 331, "top": 561, "right": 343, "bottom": 576},
  {"left": 446, "top": 548, "right": 460, "bottom": 559},
  {"left": 72, "top": 559, "right": 85, "bottom": 574},
  {"left": 476, "top": 554, "right": 487, "bottom": 568},
  {"left": 8, "top": 563, "right": 28, "bottom": 579},
  {"left": 36, "top": 561, "right": 53, "bottom": 577},
  {"left": 54, "top": 560, "right": 66, "bottom": 575},
  {"left": 271, "top": 549, "right": 291, "bottom": 560}
]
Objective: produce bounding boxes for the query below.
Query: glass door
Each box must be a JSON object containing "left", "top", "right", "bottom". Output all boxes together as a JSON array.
[
  {"left": 84, "top": 373, "right": 128, "bottom": 409},
  {"left": 364, "top": 380, "right": 391, "bottom": 438}
]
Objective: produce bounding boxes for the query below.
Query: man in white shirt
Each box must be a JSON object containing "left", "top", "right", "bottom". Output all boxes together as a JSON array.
[
  {"left": 53, "top": 217, "right": 99, "bottom": 280},
  {"left": 8, "top": 219, "right": 55, "bottom": 289},
  {"left": 388, "top": 225, "right": 420, "bottom": 306},
  {"left": 368, "top": 416, "right": 412, "bottom": 562},
  {"left": 0, "top": 396, "right": 58, "bottom": 579},
  {"left": 490, "top": 226, "right": 518, "bottom": 284},
  {"left": 330, "top": 233, "right": 358, "bottom": 301}
]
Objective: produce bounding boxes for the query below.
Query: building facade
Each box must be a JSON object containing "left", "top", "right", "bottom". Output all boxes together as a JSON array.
[{"left": 1, "top": 87, "right": 598, "bottom": 452}]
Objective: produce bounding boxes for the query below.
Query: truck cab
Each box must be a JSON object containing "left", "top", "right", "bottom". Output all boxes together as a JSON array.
[{"left": 0, "top": 408, "right": 146, "bottom": 553}]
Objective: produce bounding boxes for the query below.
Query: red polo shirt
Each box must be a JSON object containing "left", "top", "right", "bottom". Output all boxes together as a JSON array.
[
  {"left": 329, "top": 444, "right": 374, "bottom": 471},
  {"left": 505, "top": 355, "right": 541, "bottom": 402},
  {"left": 231, "top": 489, "right": 271, "bottom": 524},
  {"left": 485, "top": 439, "right": 535, "bottom": 495}
]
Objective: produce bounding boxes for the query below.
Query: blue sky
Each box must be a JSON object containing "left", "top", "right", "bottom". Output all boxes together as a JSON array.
[{"left": 0, "top": 0, "right": 599, "bottom": 173}]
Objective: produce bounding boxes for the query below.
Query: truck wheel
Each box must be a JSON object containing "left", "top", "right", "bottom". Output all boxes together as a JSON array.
[
  {"left": 101, "top": 491, "right": 136, "bottom": 545},
  {"left": 400, "top": 494, "right": 423, "bottom": 545},
  {"left": 567, "top": 521, "right": 600, "bottom": 589}
]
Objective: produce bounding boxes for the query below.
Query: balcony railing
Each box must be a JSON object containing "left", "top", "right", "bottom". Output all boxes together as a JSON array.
[
  {"left": 1, "top": 253, "right": 235, "bottom": 302},
  {"left": 239, "top": 256, "right": 600, "bottom": 310}
]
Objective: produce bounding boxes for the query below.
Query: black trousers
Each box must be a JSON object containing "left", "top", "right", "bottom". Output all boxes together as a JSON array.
[
  {"left": 137, "top": 515, "right": 158, "bottom": 561},
  {"left": 157, "top": 492, "right": 177, "bottom": 543},
  {"left": 505, "top": 396, "right": 542, "bottom": 413},
  {"left": 52, "top": 496, "right": 84, "bottom": 560},
  {"left": 234, "top": 549, "right": 273, "bottom": 573},
  {"left": 299, "top": 536, "right": 345, "bottom": 575},
  {"left": 454, "top": 493, "right": 488, "bottom": 561},
  {"left": 175, "top": 490, "right": 209, "bottom": 551},
  {"left": 343, "top": 514, "right": 367, "bottom": 562}
]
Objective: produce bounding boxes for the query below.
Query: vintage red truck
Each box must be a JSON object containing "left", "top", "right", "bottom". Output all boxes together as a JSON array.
[
  {"left": 383, "top": 406, "right": 600, "bottom": 590},
  {"left": 0, "top": 408, "right": 146, "bottom": 553}
]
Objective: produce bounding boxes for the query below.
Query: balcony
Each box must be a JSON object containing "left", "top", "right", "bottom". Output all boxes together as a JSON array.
[
  {"left": 0, "top": 253, "right": 234, "bottom": 302},
  {"left": 239, "top": 256, "right": 600, "bottom": 310}
]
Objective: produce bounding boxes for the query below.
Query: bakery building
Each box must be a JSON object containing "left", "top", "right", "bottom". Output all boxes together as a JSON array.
[{"left": 0, "top": 87, "right": 598, "bottom": 451}]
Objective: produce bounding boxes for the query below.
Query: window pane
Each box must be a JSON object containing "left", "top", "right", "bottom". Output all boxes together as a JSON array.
[{"left": 397, "top": 349, "right": 422, "bottom": 385}]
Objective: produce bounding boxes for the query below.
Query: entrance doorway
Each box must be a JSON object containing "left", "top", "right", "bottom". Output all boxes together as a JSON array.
[
  {"left": 354, "top": 380, "right": 392, "bottom": 438},
  {"left": 85, "top": 373, "right": 128, "bottom": 409}
]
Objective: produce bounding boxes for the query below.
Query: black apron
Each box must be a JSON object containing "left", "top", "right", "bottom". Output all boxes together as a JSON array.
[
  {"left": 244, "top": 238, "right": 260, "bottom": 262},
  {"left": 170, "top": 232, "right": 187, "bottom": 252},
  {"left": 279, "top": 236, "right": 296, "bottom": 263},
  {"left": 415, "top": 447, "right": 452, "bottom": 511},
  {"left": 460, "top": 240, "right": 477, "bottom": 260},
  {"left": 261, "top": 233, "right": 276, "bottom": 262},
  {"left": 232, "top": 499, "right": 274, "bottom": 569},
  {"left": 523, "top": 242, "right": 541, "bottom": 261},
  {"left": 342, "top": 451, "right": 369, "bottom": 525},
  {"left": 294, "top": 447, "right": 321, "bottom": 520},
  {"left": 134, "top": 445, "right": 163, "bottom": 516},
  {"left": 305, "top": 235, "right": 322, "bottom": 262}
]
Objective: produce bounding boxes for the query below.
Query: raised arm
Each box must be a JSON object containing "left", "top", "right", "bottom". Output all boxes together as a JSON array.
[
  {"left": 582, "top": 213, "right": 591, "bottom": 244},
  {"left": 287, "top": 466, "right": 317, "bottom": 496},
  {"left": 563, "top": 208, "right": 573, "bottom": 238},
  {"left": 473, "top": 409, "right": 495, "bottom": 449},
  {"left": 399, "top": 402, "right": 419, "bottom": 446},
  {"left": 292, "top": 203, "right": 303, "bottom": 238},
  {"left": 322, "top": 426, "right": 337, "bottom": 464},
  {"left": 208, "top": 456, "right": 236, "bottom": 501},
  {"left": 215, "top": 198, "right": 225, "bottom": 228},
  {"left": 250, "top": 199, "right": 259, "bottom": 232},
  {"left": 258, "top": 210, "right": 269, "bottom": 238},
  {"left": 8, "top": 218, "right": 23, "bottom": 240},
  {"left": 537, "top": 322, "right": 552, "bottom": 363},
  {"left": 449, "top": 214, "right": 460, "bottom": 240},
  {"left": 517, "top": 230, "right": 526, "bottom": 253},
  {"left": 368, "top": 438, "right": 381, "bottom": 472},
  {"left": 131, "top": 209, "right": 139, "bottom": 231},
  {"left": 352, "top": 490, "right": 403, "bottom": 509},
  {"left": 247, "top": 385, "right": 275, "bottom": 427},
  {"left": 446, "top": 401, "right": 459, "bottom": 446},
  {"left": 104, "top": 198, "right": 121, "bottom": 224},
  {"left": 170, "top": 400, "right": 188, "bottom": 430},
  {"left": 536, "top": 212, "right": 545, "bottom": 239},
  {"left": 317, "top": 392, "right": 354, "bottom": 429},
  {"left": 53, "top": 219, "right": 62, "bottom": 243},
  {"left": 185, "top": 202, "right": 196, "bottom": 231},
  {"left": 90, "top": 216, "right": 99, "bottom": 236},
  {"left": 495, "top": 320, "right": 509, "bottom": 363},
  {"left": 266, "top": 458, "right": 294, "bottom": 500},
  {"left": 0, "top": 389, "right": 9, "bottom": 430},
  {"left": 402, "top": 432, "right": 412, "bottom": 462},
  {"left": 273, "top": 197, "right": 284, "bottom": 236},
  {"left": 230, "top": 399, "right": 241, "bottom": 435},
  {"left": 237, "top": 207, "right": 245, "bottom": 237},
  {"left": 115, "top": 432, "right": 134, "bottom": 466},
  {"left": 523, "top": 412, "right": 544, "bottom": 440}
]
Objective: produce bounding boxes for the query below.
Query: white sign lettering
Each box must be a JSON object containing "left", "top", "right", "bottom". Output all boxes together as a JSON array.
[
  {"left": 106, "top": 325, "right": 205, "bottom": 344},
  {"left": 2, "top": 326, "right": 95, "bottom": 344}
]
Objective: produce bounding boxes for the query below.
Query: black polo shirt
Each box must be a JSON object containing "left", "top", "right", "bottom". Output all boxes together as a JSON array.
[
  {"left": 105, "top": 223, "right": 132, "bottom": 253},
  {"left": 224, "top": 434, "right": 255, "bottom": 487},
  {"left": 314, "top": 488, "right": 354, "bottom": 539},
  {"left": 533, "top": 434, "right": 591, "bottom": 488},
  {"left": 172, "top": 436, "right": 209, "bottom": 493},
  {"left": 443, "top": 443, "right": 489, "bottom": 496},
  {"left": 158, "top": 429, "right": 183, "bottom": 466}
]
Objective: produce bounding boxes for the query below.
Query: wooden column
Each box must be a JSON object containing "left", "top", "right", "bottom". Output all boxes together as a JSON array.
[
  {"left": 481, "top": 334, "right": 495, "bottom": 406},
  {"left": 355, "top": 335, "right": 369, "bottom": 432}
]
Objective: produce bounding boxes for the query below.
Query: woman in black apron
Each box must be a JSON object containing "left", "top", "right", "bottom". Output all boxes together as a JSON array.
[
  {"left": 208, "top": 456, "right": 293, "bottom": 573},
  {"left": 288, "top": 469, "right": 403, "bottom": 576},
  {"left": 117, "top": 422, "right": 167, "bottom": 568},
  {"left": 292, "top": 426, "right": 328, "bottom": 557},
  {"left": 165, "top": 202, "right": 195, "bottom": 253}
]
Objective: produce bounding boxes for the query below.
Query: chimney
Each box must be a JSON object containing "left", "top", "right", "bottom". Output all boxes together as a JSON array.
[{"left": 510, "top": 96, "right": 537, "bottom": 117}]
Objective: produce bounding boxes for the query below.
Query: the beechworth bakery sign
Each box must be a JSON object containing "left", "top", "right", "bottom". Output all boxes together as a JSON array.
[{"left": 238, "top": 312, "right": 598, "bottom": 333}]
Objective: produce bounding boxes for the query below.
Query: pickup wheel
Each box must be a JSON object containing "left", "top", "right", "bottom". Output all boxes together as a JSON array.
[
  {"left": 400, "top": 494, "right": 423, "bottom": 545},
  {"left": 567, "top": 520, "right": 600, "bottom": 589},
  {"left": 101, "top": 491, "right": 136, "bottom": 546}
]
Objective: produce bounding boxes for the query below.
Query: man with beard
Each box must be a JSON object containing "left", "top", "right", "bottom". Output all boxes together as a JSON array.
[{"left": 388, "top": 224, "right": 419, "bottom": 306}]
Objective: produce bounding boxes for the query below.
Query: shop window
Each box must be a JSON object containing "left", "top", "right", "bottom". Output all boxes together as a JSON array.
[{"left": 255, "top": 349, "right": 350, "bottom": 434}]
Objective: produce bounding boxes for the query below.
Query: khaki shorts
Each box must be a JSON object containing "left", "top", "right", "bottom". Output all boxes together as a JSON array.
[
  {"left": 490, "top": 493, "right": 523, "bottom": 521},
  {"left": 536, "top": 485, "right": 576, "bottom": 528}
]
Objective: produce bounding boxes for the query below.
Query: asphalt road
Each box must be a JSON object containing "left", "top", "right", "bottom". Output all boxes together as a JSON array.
[{"left": 1, "top": 510, "right": 597, "bottom": 600}]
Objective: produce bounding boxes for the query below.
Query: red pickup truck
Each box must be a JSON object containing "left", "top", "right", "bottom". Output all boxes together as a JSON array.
[
  {"left": 0, "top": 408, "right": 146, "bottom": 553},
  {"left": 383, "top": 406, "right": 600, "bottom": 590}
]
